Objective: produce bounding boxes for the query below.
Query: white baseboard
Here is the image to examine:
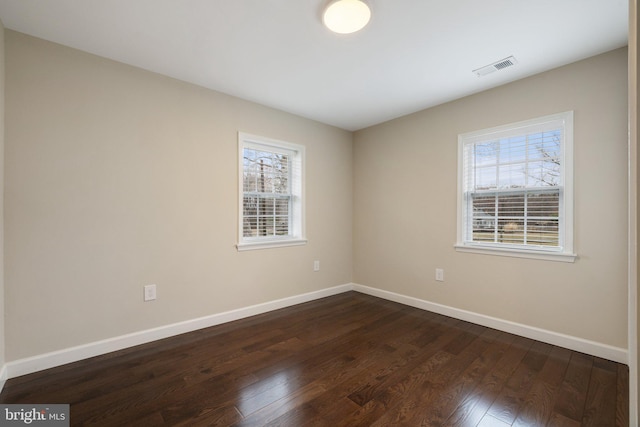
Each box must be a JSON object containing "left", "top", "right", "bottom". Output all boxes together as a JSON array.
[
  {"left": 352, "top": 283, "right": 628, "bottom": 364},
  {"left": 5, "top": 284, "right": 353, "bottom": 379},
  {"left": 4, "top": 282, "right": 628, "bottom": 383}
]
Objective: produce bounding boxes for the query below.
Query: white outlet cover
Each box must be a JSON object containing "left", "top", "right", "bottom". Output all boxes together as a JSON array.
[{"left": 144, "top": 284, "right": 157, "bottom": 301}]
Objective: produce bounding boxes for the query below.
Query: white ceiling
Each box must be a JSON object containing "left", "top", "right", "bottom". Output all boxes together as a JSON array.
[{"left": 0, "top": 0, "right": 629, "bottom": 131}]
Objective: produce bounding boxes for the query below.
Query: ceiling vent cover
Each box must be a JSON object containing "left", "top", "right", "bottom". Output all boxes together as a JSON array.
[{"left": 473, "top": 56, "right": 518, "bottom": 77}]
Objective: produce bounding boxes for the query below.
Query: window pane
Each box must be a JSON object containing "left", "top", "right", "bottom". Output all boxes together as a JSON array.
[
  {"left": 501, "top": 136, "right": 527, "bottom": 163},
  {"left": 274, "top": 198, "right": 288, "bottom": 213},
  {"left": 242, "top": 195, "right": 291, "bottom": 238},
  {"left": 498, "top": 163, "right": 526, "bottom": 189},
  {"left": 526, "top": 220, "right": 559, "bottom": 246},
  {"left": 474, "top": 141, "right": 499, "bottom": 164},
  {"left": 498, "top": 218, "right": 524, "bottom": 244},
  {"left": 259, "top": 197, "right": 274, "bottom": 237},
  {"left": 243, "top": 195, "right": 257, "bottom": 237},
  {"left": 242, "top": 148, "right": 290, "bottom": 194},
  {"left": 528, "top": 160, "right": 560, "bottom": 187},
  {"left": 472, "top": 195, "right": 496, "bottom": 242},
  {"left": 472, "top": 196, "right": 496, "bottom": 223},
  {"left": 469, "top": 190, "right": 560, "bottom": 248},
  {"left": 527, "top": 192, "right": 559, "bottom": 217},
  {"left": 475, "top": 166, "right": 497, "bottom": 190},
  {"left": 528, "top": 132, "right": 560, "bottom": 160},
  {"left": 497, "top": 194, "right": 524, "bottom": 217},
  {"left": 472, "top": 229, "right": 496, "bottom": 242}
]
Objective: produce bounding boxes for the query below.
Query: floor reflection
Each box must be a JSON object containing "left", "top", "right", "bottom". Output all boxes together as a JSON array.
[{"left": 237, "top": 369, "right": 297, "bottom": 417}]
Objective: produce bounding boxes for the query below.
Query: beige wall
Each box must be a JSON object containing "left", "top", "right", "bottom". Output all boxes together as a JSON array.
[
  {"left": 3, "top": 29, "right": 630, "bottom": 364},
  {"left": 0, "top": 20, "right": 5, "bottom": 370},
  {"left": 354, "top": 48, "right": 629, "bottom": 349},
  {"left": 4, "top": 31, "right": 353, "bottom": 361}
]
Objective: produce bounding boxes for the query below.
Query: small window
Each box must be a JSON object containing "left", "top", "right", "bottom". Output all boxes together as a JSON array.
[
  {"left": 456, "top": 112, "right": 576, "bottom": 262},
  {"left": 237, "top": 133, "right": 306, "bottom": 251}
]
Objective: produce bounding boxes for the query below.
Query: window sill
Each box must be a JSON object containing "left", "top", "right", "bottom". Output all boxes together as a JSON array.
[
  {"left": 237, "top": 238, "right": 308, "bottom": 252},
  {"left": 454, "top": 244, "right": 577, "bottom": 263}
]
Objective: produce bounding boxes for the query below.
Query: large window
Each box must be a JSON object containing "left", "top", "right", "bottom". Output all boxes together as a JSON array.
[
  {"left": 237, "top": 133, "right": 306, "bottom": 251},
  {"left": 456, "top": 112, "right": 575, "bottom": 262}
]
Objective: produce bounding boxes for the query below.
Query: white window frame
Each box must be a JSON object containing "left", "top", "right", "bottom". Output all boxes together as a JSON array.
[
  {"left": 237, "top": 132, "right": 306, "bottom": 251},
  {"left": 455, "top": 111, "right": 576, "bottom": 262}
]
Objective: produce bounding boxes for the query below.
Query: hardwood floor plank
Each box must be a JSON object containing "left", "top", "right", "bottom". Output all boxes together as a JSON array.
[
  {"left": 485, "top": 340, "right": 552, "bottom": 424},
  {"left": 548, "top": 412, "right": 582, "bottom": 427},
  {"left": 364, "top": 351, "right": 455, "bottom": 426},
  {"left": 362, "top": 325, "right": 494, "bottom": 426},
  {"left": 267, "top": 397, "right": 356, "bottom": 427},
  {"left": 417, "top": 329, "right": 513, "bottom": 426},
  {"left": 345, "top": 319, "right": 472, "bottom": 407},
  {"left": 0, "top": 291, "right": 628, "bottom": 426},
  {"left": 582, "top": 358, "right": 618, "bottom": 427},
  {"left": 511, "top": 380, "right": 558, "bottom": 426},
  {"left": 444, "top": 332, "right": 524, "bottom": 427},
  {"left": 159, "top": 390, "right": 242, "bottom": 427},
  {"left": 303, "top": 342, "right": 406, "bottom": 424},
  {"left": 511, "top": 346, "right": 572, "bottom": 426},
  {"left": 336, "top": 399, "right": 389, "bottom": 427},
  {"left": 173, "top": 405, "right": 242, "bottom": 427},
  {"left": 477, "top": 413, "right": 514, "bottom": 426},
  {"left": 553, "top": 351, "right": 594, "bottom": 422},
  {"left": 234, "top": 382, "right": 326, "bottom": 426},
  {"left": 400, "top": 332, "right": 497, "bottom": 425},
  {"left": 616, "top": 363, "right": 629, "bottom": 427}
]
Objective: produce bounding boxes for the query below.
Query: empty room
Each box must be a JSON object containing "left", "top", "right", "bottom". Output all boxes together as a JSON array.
[{"left": 0, "top": 0, "right": 637, "bottom": 426}]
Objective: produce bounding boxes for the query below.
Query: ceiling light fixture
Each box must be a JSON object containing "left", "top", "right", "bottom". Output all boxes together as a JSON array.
[{"left": 323, "top": 0, "right": 371, "bottom": 34}]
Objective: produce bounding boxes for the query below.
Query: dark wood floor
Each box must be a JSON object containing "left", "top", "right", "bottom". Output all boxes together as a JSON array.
[{"left": 0, "top": 292, "right": 629, "bottom": 426}]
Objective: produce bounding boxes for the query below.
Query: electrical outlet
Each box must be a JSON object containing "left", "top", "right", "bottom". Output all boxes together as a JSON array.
[
  {"left": 144, "top": 284, "right": 157, "bottom": 301},
  {"left": 435, "top": 269, "right": 444, "bottom": 282},
  {"left": 313, "top": 260, "right": 320, "bottom": 272}
]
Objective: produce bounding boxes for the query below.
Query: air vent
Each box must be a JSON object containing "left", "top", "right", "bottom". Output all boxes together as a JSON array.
[{"left": 473, "top": 56, "right": 518, "bottom": 77}]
